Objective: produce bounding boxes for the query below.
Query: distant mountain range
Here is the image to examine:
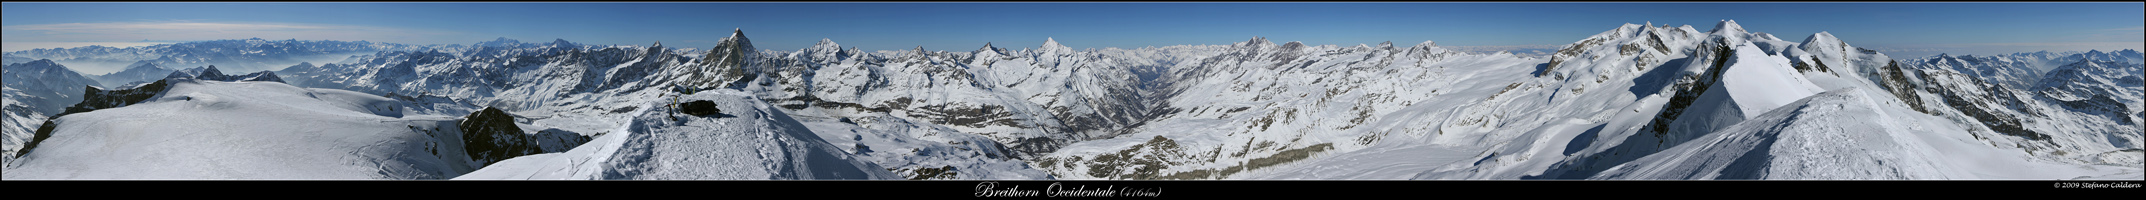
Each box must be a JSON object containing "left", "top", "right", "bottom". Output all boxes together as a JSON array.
[{"left": 3, "top": 21, "right": 2139, "bottom": 180}]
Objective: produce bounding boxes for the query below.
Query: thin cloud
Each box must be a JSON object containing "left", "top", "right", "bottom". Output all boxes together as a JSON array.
[{"left": 1, "top": 21, "right": 466, "bottom": 51}]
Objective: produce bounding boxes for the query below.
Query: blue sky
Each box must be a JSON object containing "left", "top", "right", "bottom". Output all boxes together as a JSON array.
[{"left": 4, "top": 2, "right": 2140, "bottom": 58}]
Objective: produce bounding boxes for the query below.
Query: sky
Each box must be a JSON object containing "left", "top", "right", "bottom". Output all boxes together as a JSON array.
[{"left": 4, "top": 2, "right": 2141, "bottom": 59}]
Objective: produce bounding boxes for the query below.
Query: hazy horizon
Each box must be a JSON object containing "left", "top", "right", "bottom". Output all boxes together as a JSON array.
[{"left": 5, "top": 2, "right": 2140, "bottom": 63}]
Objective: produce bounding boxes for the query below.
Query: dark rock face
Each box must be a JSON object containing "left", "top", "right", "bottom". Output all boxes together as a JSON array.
[
  {"left": 63, "top": 79, "right": 170, "bottom": 116},
  {"left": 680, "top": 100, "right": 721, "bottom": 116},
  {"left": 1646, "top": 40, "right": 1737, "bottom": 141},
  {"left": 457, "top": 107, "right": 592, "bottom": 166},
  {"left": 20, "top": 79, "right": 171, "bottom": 158},
  {"left": 460, "top": 107, "right": 537, "bottom": 165},
  {"left": 18, "top": 120, "right": 59, "bottom": 157}
]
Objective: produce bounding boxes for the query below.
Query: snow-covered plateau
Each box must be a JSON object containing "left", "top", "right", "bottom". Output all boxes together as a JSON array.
[{"left": 3, "top": 20, "right": 2139, "bottom": 180}]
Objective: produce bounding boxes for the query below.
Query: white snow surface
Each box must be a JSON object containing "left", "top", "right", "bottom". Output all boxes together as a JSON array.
[
  {"left": 2, "top": 79, "right": 480, "bottom": 179},
  {"left": 456, "top": 90, "right": 898, "bottom": 180},
  {"left": 1594, "top": 88, "right": 2132, "bottom": 179}
]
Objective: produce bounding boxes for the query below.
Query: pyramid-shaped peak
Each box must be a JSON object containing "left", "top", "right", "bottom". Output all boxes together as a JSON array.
[
  {"left": 200, "top": 65, "right": 225, "bottom": 77},
  {"left": 1711, "top": 19, "right": 1746, "bottom": 34},
  {"left": 817, "top": 38, "right": 838, "bottom": 45},
  {"left": 982, "top": 42, "right": 995, "bottom": 49},
  {"left": 913, "top": 46, "right": 928, "bottom": 52},
  {"left": 1808, "top": 31, "right": 1837, "bottom": 40},
  {"left": 652, "top": 41, "right": 663, "bottom": 47},
  {"left": 722, "top": 28, "right": 752, "bottom": 44},
  {"left": 1416, "top": 40, "right": 1438, "bottom": 47},
  {"left": 1039, "top": 37, "right": 1074, "bottom": 53}
]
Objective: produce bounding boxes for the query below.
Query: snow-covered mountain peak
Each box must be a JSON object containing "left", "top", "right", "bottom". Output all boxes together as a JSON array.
[
  {"left": 548, "top": 39, "right": 578, "bottom": 48},
  {"left": 812, "top": 38, "right": 841, "bottom": 51},
  {"left": 1240, "top": 36, "right": 1277, "bottom": 48},
  {"left": 13, "top": 59, "right": 63, "bottom": 71},
  {"left": 1281, "top": 41, "right": 1307, "bottom": 50},
  {"left": 478, "top": 37, "right": 522, "bottom": 47},
  {"left": 1711, "top": 19, "right": 1746, "bottom": 35},
  {"left": 1038, "top": 37, "right": 1075, "bottom": 55},
  {"left": 907, "top": 46, "right": 932, "bottom": 58},
  {"left": 720, "top": 29, "right": 756, "bottom": 52},
  {"left": 1799, "top": 32, "right": 1845, "bottom": 50}
]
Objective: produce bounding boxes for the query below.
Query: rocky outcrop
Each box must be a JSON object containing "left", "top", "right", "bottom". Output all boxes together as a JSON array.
[
  {"left": 459, "top": 107, "right": 590, "bottom": 166},
  {"left": 679, "top": 100, "right": 721, "bottom": 116}
]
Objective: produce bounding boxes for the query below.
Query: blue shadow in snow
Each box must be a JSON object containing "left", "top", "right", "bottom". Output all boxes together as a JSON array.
[
  {"left": 1564, "top": 124, "right": 1607, "bottom": 156},
  {"left": 1628, "top": 57, "right": 1693, "bottom": 98}
]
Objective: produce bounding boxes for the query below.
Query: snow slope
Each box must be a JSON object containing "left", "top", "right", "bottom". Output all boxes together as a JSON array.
[
  {"left": 1594, "top": 88, "right": 2135, "bottom": 179},
  {"left": 456, "top": 90, "right": 897, "bottom": 180},
  {"left": 1, "top": 79, "right": 490, "bottom": 179}
]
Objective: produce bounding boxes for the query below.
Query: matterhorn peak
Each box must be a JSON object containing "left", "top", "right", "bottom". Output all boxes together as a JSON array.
[{"left": 652, "top": 41, "right": 664, "bottom": 48}]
